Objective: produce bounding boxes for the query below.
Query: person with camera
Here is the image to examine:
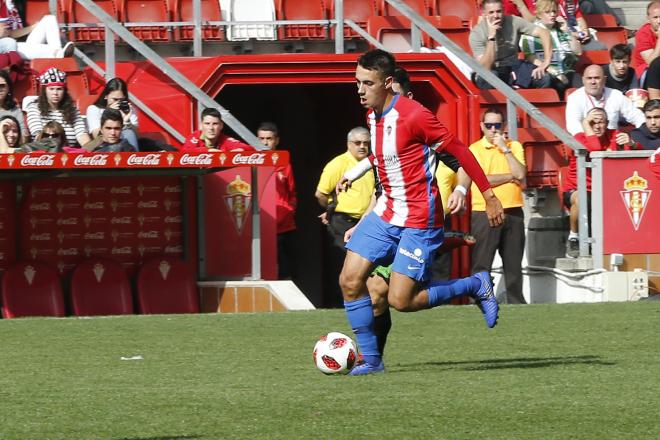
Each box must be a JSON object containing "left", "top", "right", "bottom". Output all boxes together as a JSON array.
[
  {"left": 86, "top": 77, "right": 138, "bottom": 149},
  {"left": 564, "top": 107, "right": 639, "bottom": 257}
]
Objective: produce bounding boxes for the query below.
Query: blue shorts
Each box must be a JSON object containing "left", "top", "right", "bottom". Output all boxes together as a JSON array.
[{"left": 346, "top": 212, "right": 443, "bottom": 284}]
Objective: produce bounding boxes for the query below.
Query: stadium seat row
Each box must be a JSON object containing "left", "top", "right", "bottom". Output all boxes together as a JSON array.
[{"left": 0, "top": 257, "right": 200, "bottom": 319}]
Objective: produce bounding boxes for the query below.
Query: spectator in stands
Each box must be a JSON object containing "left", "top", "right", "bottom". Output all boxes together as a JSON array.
[
  {"left": 565, "top": 64, "right": 645, "bottom": 135},
  {"left": 86, "top": 78, "right": 139, "bottom": 146},
  {"left": 257, "top": 121, "right": 298, "bottom": 279},
  {"left": 0, "top": 69, "right": 27, "bottom": 141},
  {"left": 36, "top": 120, "right": 67, "bottom": 151},
  {"left": 85, "top": 109, "right": 137, "bottom": 153},
  {"left": 469, "top": 0, "right": 553, "bottom": 90},
  {"left": 631, "top": 99, "right": 660, "bottom": 149},
  {"left": 564, "top": 107, "right": 638, "bottom": 257},
  {"left": 25, "top": 67, "right": 91, "bottom": 147},
  {"left": 647, "top": 57, "right": 660, "bottom": 100},
  {"left": 392, "top": 67, "right": 413, "bottom": 98},
  {"left": 633, "top": 1, "right": 660, "bottom": 87},
  {"left": 0, "top": 2, "right": 73, "bottom": 59},
  {"left": 503, "top": 0, "right": 536, "bottom": 21},
  {"left": 180, "top": 107, "right": 254, "bottom": 152},
  {"left": 315, "top": 126, "right": 375, "bottom": 307},
  {"left": 0, "top": 114, "right": 20, "bottom": 152},
  {"left": 602, "top": 44, "right": 640, "bottom": 94},
  {"left": 469, "top": 108, "right": 527, "bottom": 304},
  {"left": 579, "top": 0, "right": 623, "bottom": 26},
  {"left": 520, "top": 0, "right": 583, "bottom": 95}
]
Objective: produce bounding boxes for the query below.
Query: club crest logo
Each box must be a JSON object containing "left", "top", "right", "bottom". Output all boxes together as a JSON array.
[
  {"left": 224, "top": 175, "right": 252, "bottom": 233},
  {"left": 93, "top": 263, "right": 105, "bottom": 282},
  {"left": 271, "top": 152, "right": 279, "bottom": 165},
  {"left": 60, "top": 154, "right": 68, "bottom": 166},
  {"left": 24, "top": 265, "right": 36, "bottom": 285},
  {"left": 219, "top": 153, "right": 227, "bottom": 165},
  {"left": 166, "top": 153, "right": 174, "bottom": 166},
  {"left": 159, "top": 260, "right": 171, "bottom": 280},
  {"left": 620, "top": 171, "right": 651, "bottom": 231}
]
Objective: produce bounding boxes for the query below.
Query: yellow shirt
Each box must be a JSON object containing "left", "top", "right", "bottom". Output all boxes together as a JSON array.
[
  {"left": 317, "top": 151, "right": 375, "bottom": 218},
  {"left": 469, "top": 137, "right": 525, "bottom": 211},
  {"left": 436, "top": 161, "right": 457, "bottom": 215}
]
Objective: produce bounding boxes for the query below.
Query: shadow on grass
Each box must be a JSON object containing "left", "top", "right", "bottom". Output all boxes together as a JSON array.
[
  {"left": 393, "top": 355, "right": 616, "bottom": 372},
  {"left": 119, "top": 436, "right": 203, "bottom": 440}
]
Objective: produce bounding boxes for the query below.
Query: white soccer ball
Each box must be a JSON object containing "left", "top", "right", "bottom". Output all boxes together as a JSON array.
[{"left": 313, "top": 332, "right": 358, "bottom": 374}]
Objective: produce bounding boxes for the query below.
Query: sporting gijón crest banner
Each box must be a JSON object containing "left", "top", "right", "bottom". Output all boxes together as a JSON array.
[{"left": 602, "top": 157, "right": 660, "bottom": 254}]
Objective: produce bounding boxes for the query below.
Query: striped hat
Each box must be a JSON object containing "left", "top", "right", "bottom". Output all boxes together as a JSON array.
[{"left": 38, "top": 67, "right": 67, "bottom": 87}]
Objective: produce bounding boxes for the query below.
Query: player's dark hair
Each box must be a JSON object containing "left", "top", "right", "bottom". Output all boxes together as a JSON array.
[
  {"left": 482, "top": 0, "right": 504, "bottom": 9},
  {"left": 201, "top": 107, "right": 222, "bottom": 121},
  {"left": 358, "top": 49, "right": 396, "bottom": 80},
  {"left": 257, "top": 121, "right": 279, "bottom": 136},
  {"left": 481, "top": 107, "right": 506, "bottom": 122},
  {"left": 393, "top": 67, "right": 411, "bottom": 95},
  {"left": 609, "top": 44, "right": 631, "bottom": 61},
  {"left": 100, "top": 108, "right": 123, "bottom": 127},
  {"left": 643, "top": 99, "right": 660, "bottom": 113}
]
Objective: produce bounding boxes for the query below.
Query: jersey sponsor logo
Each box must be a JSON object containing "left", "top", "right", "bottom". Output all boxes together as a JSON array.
[
  {"left": 73, "top": 154, "right": 109, "bottom": 166},
  {"left": 398, "top": 247, "right": 425, "bottom": 264},
  {"left": 126, "top": 153, "right": 162, "bottom": 166},
  {"left": 232, "top": 153, "right": 266, "bottom": 165},
  {"left": 382, "top": 155, "right": 400, "bottom": 167},
  {"left": 20, "top": 154, "right": 55, "bottom": 167}
]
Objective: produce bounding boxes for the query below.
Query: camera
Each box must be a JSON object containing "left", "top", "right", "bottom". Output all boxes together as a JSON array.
[{"left": 119, "top": 100, "right": 130, "bottom": 113}]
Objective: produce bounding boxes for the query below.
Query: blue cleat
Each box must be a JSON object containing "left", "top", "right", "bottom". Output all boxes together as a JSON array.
[
  {"left": 472, "top": 271, "right": 499, "bottom": 328},
  {"left": 348, "top": 360, "right": 385, "bottom": 376}
]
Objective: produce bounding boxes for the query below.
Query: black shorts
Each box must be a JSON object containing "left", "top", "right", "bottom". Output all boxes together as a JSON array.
[{"left": 562, "top": 190, "right": 592, "bottom": 211}]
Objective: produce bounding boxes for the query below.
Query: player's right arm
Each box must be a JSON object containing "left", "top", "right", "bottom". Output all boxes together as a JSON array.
[{"left": 337, "top": 155, "right": 375, "bottom": 193}]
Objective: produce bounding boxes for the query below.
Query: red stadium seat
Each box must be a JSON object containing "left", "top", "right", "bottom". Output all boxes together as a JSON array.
[
  {"left": 30, "top": 58, "right": 90, "bottom": 102},
  {"left": 77, "top": 94, "right": 100, "bottom": 118},
  {"left": 436, "top": 0, "right": 479, "bottom": 27},
  {"left": 478, "top": 89, "right": 522, "bottom": 127},
  {"left": 70, "top": 258, "right": 134, "bottom": 316},
  {"left": 367, "top": 15, "right": 422, "bottom": 52},
  {"left": 120, "top": 0, "right": 171, "bottom": 41},
  {"left": 329, "top": 0, "right": 378, "bottom": 39},
  {"left": 379, "top": 0, "right": 432, "bottom": 16},
  {"left": 516, "top": 88, "right": 566, "bottom": 129},
  {"left": 137, "top": 257, "right": 200, "bottom": 314},
  {"left": 276, "top": 0, "right": 328, "bottom": 40},
  {"left": 175, "top": 0, "right": 225, "bottom": 41},
  {"left": 575, "top": 49, "right": 610, "bottom": 74},
  {"left": 1, "top": 261, "right": 65, "bottom": 318},
  {"left": 25, "top": 0, "right": 68, "bottom": 27},
  {"left": 591, "top": 27, "right": 627, "bottom": 49},
  {"left": 524, "top": 141, "right": 568, "bottom": 188},
  {"left": 68, "top": 0, "right": 119, "bottom": 42},
  {"left": 584, "top": 14, "right": 618, "bottom": 28},
  {"left": 424, "top": 15, "right": 471, "bottom": 53}
]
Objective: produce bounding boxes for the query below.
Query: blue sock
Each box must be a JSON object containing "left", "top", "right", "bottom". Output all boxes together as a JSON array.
[
  {"left": 427, "top": 276, "right": 481, "bottom": 307},
  {"left": 344, "top": 296, "right": 381, "bottom": 365}
]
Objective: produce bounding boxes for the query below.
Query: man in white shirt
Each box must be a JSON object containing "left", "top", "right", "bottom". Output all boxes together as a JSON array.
[{"left": 565, "top": 64, "right": 645, "bottom": 135}]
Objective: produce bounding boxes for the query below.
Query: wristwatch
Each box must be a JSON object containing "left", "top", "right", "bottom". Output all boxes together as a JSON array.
[{"left": 502, "top": 147, "right": 512, "bottom": 154}]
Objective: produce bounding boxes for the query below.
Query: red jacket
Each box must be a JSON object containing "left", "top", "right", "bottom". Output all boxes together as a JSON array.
[
  {"left": 273, "top": 162, "right": 297, "bottom": 234},
  {"left": 565, "top": 130, "right": 637, "bottom": 192},
  {"left": 179, "top": 130, "right": 255, "bottom": 152}
]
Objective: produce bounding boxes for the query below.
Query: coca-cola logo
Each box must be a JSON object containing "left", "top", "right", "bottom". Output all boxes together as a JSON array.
[
  {"left": 56, "top": 187, "right": 77, "bottom": 195},
  {"left": 164, "top": 216, "right": 182, "bottom": 223},
  {"left": 137, "top": 231, "right": 159, "bottom": 239},
  {"left": 57, "top": 248, "right": 79, "bottom": 256},
  {"left": 110, "top": 217, "right": 132, "bottom": 224},
  {"left": 30, "top": 202, "right": 51, "bottom": 211},
  {"left": 232, "top": 153, "right": 266, "bottom": 165},
  {"left": 21, "top": 155, "right": 56, "bottom": 167},
  {"left": 127, "top": 153, "right": 162, "bottom": 166},
  {"left": 73, "top": 154, "right": 109, "bottom": 166},
  {"left": 137, "top": 201, "right": 158, "bottom": 209},
  {"left": 110, "top": 186, "right": 131, "bottom": 194},
  {"left": 164, "top": 185, "right": 181, "bottom": 193},
  {"left": 179, "top": 153, "right": 213, "bottom": 166},
  {"left": 57, "top": 217, "right": 78, "bottom": 225},
  {"left": 111, "top": 246, "right": 132, "bottom": 255},
  {"left": 165, "top": 245, "right": 183, "bottom": 253},
  {"left": 30, "top": 233, "right": 52, "bottom": 241},
  {"left": 83, "top": 202, "right": 105, "bottom": 210},
  {"left": 84, "top": 232, "right": 105, "bottom": 240}
]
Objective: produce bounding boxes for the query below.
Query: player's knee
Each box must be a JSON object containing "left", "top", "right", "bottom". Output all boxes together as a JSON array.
[
  {"left": 388, "top": 294, "right": 413, "bottom": 312},
  {"left": 339, "top": 271, "right": 362, "bottom": 300}
]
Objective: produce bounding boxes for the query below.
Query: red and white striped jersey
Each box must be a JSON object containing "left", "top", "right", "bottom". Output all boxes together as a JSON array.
[{"left": 368, "top": 95, "right": 455, "bottom": 228}]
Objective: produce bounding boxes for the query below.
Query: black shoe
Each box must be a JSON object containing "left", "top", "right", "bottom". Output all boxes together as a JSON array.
[{"left": 566, "top": 238, "right": 579, "bottom": 258}]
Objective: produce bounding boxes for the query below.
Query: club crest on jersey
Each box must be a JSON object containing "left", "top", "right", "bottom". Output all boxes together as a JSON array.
[
  {"left": 224, "top": 175, "right": 252, "bottom": 233},
  {"left": 620, "top": 171, "right": 651, "bottom": 231},
  {"left": 386, "top": 126, "right": 392, "bottom": 136}
]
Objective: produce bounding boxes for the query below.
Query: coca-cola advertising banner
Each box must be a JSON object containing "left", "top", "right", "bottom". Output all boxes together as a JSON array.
[
  {"left": 0, "top": 151, "right": 288, "bottom": 170},
  {"left": 602, "top": 157, "right": 660, "bottom": 254},
  {"left": 20, "top": 177, "right": 184, "bottom": 276}
]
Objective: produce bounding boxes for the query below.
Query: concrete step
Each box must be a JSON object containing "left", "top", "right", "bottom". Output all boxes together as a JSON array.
[{"left": 608, "top": 1, "right": 648, "bottom": 29}]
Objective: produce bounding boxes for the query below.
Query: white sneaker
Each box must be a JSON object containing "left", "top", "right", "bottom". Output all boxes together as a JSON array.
[{"left": 56, "top": 42, "right": 75, "bottom": 58}]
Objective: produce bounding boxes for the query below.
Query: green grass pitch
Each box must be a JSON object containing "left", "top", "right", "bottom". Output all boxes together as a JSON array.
[{"left": 1, "top": 302, "right": 659, "bottom": 439}]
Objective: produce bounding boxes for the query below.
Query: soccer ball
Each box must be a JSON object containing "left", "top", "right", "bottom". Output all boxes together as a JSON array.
[{"left": 313, "top": 332, "right": 358, "bottom": 374}]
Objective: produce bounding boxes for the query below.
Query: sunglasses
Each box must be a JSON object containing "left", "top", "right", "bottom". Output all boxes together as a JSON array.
[
  {"left": 42, "top": 132, "right": 61, "bottom": 138},
  {"left": 350, "top": 140, "right": 370, "bottom": 146},
  {"left": 0, "top": 84, "right": 8, "bottom": 89},
  {"left": 484, "top": 122, "right": 503, "bottom": 129}
]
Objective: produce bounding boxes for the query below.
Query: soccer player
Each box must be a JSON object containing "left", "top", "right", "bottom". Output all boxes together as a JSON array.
[{"left": 338, "top": 49, "right": 505, "bottom": 376}]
